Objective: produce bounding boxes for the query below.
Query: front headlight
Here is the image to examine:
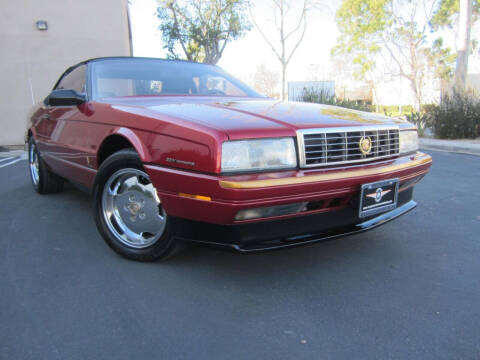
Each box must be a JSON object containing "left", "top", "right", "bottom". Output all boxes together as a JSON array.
[
  {"left": 221, "top": 138, "right": 297, "bottom": 173},
  {"left": 399, "top": 130, "right": 419, "bottom": 154}
]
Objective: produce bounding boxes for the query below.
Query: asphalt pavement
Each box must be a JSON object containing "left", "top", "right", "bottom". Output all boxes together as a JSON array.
[{"left": 1, "top": 150, "right": 479, "bottom": 360}]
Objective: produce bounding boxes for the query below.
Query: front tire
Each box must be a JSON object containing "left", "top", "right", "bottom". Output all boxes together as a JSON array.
[
  {"left": 28, "top": 137, "right": 64, "bottom": 194},
  {"left": 93, "top": 149, "right": 181, "bottom": 262}
]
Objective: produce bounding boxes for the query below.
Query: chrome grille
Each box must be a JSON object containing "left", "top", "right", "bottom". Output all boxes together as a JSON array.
[{"left": 298, "top": 126, "right": 400, "bottom": 168}]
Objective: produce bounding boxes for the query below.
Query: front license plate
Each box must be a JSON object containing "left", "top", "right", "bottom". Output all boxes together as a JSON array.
[{"left": 359, "top": 178, "right": 399, "bottom": 218}]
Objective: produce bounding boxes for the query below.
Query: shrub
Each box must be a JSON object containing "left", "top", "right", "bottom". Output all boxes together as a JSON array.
[
  {"left": 406, "top": 111, "right": 430, "bottom": 137},
  {"left": 378, "top": 105, "right": 414, "bottom": 115},
  {"left": 428, "top": 91, "right": 480, "bottom": 139},
  {"left": 300, "top": 87, "right": 334, "bottom": 104},
  {"left": 300, "top": 87, "right": 372, "bottom": 112}
]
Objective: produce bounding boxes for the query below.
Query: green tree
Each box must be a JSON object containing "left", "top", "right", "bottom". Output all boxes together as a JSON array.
[
  {"left": 157, "top": 0, "right": 251, "bottom": 64},
  {"left": 431, "top": 0, "right": 479, "bottom": 27},
  {"left": 424, "top": 38, "right": 457, "bottom": 82},
  {"left": 333, "top": 0, "right": 455, "bottom": 111},
  {"left": 432, "top": 0, "right": 480, "bottom": 91}
]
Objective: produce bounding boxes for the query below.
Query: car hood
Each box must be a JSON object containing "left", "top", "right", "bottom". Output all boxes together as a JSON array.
[{"left": 107, "top": 96, "right": 410, "bottom": 140}]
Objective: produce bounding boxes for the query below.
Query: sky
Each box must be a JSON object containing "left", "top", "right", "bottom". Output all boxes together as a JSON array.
[{"left": 129, "top": 0, "right": 341, "bottom": 84}]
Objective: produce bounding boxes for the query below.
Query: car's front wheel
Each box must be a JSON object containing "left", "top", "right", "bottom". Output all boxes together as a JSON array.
[{"left": 93, "top": 149, "right": 181, "bottom": 261}]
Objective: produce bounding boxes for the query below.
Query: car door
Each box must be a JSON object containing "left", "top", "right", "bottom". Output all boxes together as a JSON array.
[
  {"left": 34, "top": 100, "right": 56, "bottom": 150},
  {"left": 40, "top": 64, "right": 90, "bottom": 177}
]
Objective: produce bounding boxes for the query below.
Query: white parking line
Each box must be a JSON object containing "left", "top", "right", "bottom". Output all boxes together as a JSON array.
[
  {"left": 0, "top": 156, "right": 15, "bottom": 164},
  {"left": 0, "top": 157, "right": 23, "bottom": 168}
]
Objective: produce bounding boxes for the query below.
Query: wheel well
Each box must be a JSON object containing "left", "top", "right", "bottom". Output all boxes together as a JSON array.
[{"left": 97, "top": 135, "right": 134, "bottom": 167}]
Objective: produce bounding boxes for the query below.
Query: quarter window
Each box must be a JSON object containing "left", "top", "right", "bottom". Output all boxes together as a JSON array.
[{"left": 56, "top": 65, "right": 87, "bottom": 93}]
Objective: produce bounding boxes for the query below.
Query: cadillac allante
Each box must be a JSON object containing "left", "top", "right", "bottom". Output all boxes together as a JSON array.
[{"left": 27, "top": 57, "right": 432, "bottom": 261}]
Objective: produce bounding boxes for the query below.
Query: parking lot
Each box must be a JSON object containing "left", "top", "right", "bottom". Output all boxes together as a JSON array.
[{"left": 1, "top": 149, "right": 479, "bottom": 359}]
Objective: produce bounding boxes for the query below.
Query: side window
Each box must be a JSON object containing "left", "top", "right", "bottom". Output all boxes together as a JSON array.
[{"left": 56, "top": 65, "right": 87, "bottom": 93}]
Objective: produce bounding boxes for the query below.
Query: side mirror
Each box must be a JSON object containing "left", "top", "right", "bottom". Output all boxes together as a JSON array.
[{"left": 48, "top": 89, "right": 86, "bottom": 106}]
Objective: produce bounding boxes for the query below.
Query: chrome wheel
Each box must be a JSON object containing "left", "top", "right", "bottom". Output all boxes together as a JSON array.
[
  {"left": 29, "top": 142, "right": 40, "bottom": 185},
  {"left": 101, "top": 168, "right": 166, "bottom": 249}
]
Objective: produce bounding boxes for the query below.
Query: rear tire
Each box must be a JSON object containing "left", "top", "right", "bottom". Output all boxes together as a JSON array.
[
  {"left": 28, "top": 137, "right": 64, "bottom": 194},
  {"left": 93, "top": 149, "right": 182, "bottom": 262}
]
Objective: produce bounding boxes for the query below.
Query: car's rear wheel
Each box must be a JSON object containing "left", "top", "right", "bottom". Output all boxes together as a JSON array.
[
  {"left": 28, "top": 137, "right": 64, "bottom": 194},
  {"left": 93, "top": 149, "right": 181, "bottom": 261}
]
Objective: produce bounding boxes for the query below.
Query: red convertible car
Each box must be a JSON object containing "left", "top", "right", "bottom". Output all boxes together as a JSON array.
[{"left": 27, "top": 57, "right": 432, "bottom": 261}]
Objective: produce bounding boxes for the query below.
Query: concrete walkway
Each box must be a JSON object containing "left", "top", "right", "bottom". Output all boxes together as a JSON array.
[{"left": 420, "top": 138, "right": 480, "bottom": 156}]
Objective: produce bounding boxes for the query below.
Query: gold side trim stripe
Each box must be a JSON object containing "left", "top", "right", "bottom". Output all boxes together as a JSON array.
[{"left": 219, "top": 153, "right": 432, "bottom": 189}]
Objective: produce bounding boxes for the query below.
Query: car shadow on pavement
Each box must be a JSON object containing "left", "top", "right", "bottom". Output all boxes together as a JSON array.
[
  {"left": 161, "top": 224, "right": 402, "bottom": 286},
  {"left": 14, "top": 172, "right": 405, "bottom": 287}
]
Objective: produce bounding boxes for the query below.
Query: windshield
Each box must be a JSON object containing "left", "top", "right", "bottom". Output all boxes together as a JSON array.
[{"left": 91, "top": 58, "right": 262, "bottom": 99}]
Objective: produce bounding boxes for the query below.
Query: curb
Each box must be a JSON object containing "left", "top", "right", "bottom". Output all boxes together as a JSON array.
[
  {"left": 421, "top": 146, "right": 480, "bottom": 156},
  {"left": 420, "top": 139, "right": 480, "bottom": 156}
]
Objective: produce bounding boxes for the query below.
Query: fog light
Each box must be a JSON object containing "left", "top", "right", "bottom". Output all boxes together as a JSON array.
[{"left": 235, "top": 202, "right": 307, "bottom": 221}]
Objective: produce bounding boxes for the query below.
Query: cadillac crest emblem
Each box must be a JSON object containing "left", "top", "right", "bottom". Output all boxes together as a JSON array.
[{"left": 359, "top": 136, "right": 372, "bottom": 155}]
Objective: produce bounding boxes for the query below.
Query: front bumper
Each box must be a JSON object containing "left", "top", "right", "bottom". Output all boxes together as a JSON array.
[
  {"left": 144, "top": 151, "right": 432, "bottom": 225},
  {"left": 171, "top": 195, "right": 417, "bottom": 253}
]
